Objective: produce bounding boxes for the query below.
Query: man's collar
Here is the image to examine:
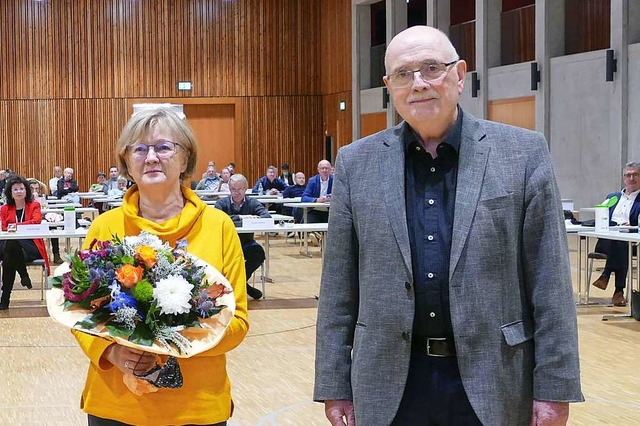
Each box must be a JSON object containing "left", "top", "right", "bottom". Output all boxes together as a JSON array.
[{"left": 403, "top": 106, "right": 463, "bottom": 154}]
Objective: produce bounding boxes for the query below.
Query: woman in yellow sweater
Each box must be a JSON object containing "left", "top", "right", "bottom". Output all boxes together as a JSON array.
[{"left": 75, "top": 108, "right": 248, "bottom": 425}]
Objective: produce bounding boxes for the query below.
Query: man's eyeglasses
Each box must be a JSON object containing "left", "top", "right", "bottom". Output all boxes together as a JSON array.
[
  {"left": 624, "top": 172, "right": 640, "bottom": 178},
  {"left": 128, "top": 141, "right": 181, "bottom": 160},
  {"left": 386, "top": 60, "right": 459, "bottom": 88}
]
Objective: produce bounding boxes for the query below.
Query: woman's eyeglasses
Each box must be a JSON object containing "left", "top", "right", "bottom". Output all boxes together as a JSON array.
[{"left": 128, "top": 141, "right": 181, "bottom": 160}]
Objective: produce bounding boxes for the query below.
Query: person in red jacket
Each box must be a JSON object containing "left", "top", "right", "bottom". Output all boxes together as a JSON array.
[{"left": 0, "top": 176, "right": 51, "bottom": 310}]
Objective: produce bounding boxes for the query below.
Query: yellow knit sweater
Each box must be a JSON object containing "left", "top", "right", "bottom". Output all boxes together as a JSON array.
[{"left": 72, "top": 185, "right": 248, "bottom": 425}]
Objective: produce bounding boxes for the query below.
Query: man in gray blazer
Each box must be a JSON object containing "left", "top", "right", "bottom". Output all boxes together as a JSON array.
[{"left": 314, "top": 26, "right": 582, "bottom": 426}]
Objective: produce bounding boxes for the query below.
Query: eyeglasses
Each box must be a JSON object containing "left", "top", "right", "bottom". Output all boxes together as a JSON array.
[
  {"left": 128, "top": 140, "right": 181, "bottom": 160},
  {"left": 386, "top": 60, "right": 459, "bottom": 88},
  {"left": 11, "top": 187, "right": 25, "bottom": 192},
  {"left": 624, "top": 172, "right": 640, "bottom": 178}
]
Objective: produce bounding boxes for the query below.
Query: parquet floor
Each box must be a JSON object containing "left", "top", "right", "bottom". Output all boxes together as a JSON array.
[{"left": 0, "top": 235, "right": 639, "bottom": 425}]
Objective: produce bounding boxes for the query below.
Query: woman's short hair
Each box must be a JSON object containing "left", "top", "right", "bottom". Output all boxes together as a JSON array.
[
  {"left": 27, "top": 178, "right": 48, "bottom": 196},
  {"left": 4, "top": 175, "right": 33, "bottom": 205},
  {"left": 115, "top": 108, "right": 198, "bottom": 181}
]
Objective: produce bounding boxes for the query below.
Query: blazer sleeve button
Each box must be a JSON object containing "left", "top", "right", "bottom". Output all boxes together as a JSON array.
[
  {"left": 404, "top": 281, "right": 411, "bottom": 290},
  {"left": 402, "top": 331, "right": 411, "bottom": 341}
]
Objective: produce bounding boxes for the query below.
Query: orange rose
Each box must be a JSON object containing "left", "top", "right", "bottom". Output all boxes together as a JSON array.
[
  {"left": 135, "top": 245, "right": 157, "bottom": 268},
  {"left": 116, "top": 264, "right": 144, "bottom": 288},
  {"left": 205, "top": 282, "right": 229, "bottom": 299}
]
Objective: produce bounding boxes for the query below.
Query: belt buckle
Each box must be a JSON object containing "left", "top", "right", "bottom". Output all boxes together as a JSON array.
[{"left": 426, "top": 337, "right": 447, "bottom": 357}]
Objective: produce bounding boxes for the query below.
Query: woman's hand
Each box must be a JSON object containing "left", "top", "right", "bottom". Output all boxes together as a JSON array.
[{"left": 104, "top": 344, "right": 158, "bottom": 376}]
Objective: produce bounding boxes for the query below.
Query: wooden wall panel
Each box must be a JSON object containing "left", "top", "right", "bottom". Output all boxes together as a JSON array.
[
  {"left": 450, "top": 21, "right": 476, "bottom": 72},
  {"left": 501, "top": 5, "right": 535, "bottom": 66},
  {"left": 0, "top": 0, "right": 356, "bottom": 187},
  {"left": 361, "top": 112, "right": 387, "bottom": 137},
  {"left": 322, "top": 92, "right": 353, "bottom": 154},
  {"left": 242, "top": 96, "right": 324, "bottom": 184},
  {"left": 565, "top": 0, "right": 610, "bottom": 55},
  {"left": 320, "top": 0, "right": 353, "bottom": 155},
  {"left": 488, "top": 96, "right": 535, "bottom": 130}
]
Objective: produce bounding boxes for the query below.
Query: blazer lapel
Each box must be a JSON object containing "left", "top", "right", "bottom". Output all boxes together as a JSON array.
[
  {"left": 381, "top": 124, "right": 412, "bottom": 275},
  {"left": 450, "top": 115, "right": 490, "bottom": 282}
]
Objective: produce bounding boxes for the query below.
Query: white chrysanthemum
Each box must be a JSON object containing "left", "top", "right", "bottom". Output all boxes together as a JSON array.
[{"left": 153, "top": 275, "right": 194, "bottom": 315}]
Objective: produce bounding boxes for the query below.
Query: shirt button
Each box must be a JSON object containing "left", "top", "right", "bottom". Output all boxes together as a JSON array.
[
  {"left": 427, "top": 235, "right": 434, "bottom": 241},
  {"left": 430, "top": 312, "right": 436, "bottom": 318},
  {"left": 427, "top": 273, "right": 434, "bottom": 279},
  {"left": 415, "top": 146, "right": 421, "bottom": 152},
  {"left": 430, "top": 167, "right": 436, "bottom": 172},
  {"left": 402, "top": 331, "right": 411, "bottom": 341},
  {"left": 428, "top": 199, "right": 435, "bottom": 205},
  {"left": 404, "top": 281, "right": 412, "bottom": 290}
]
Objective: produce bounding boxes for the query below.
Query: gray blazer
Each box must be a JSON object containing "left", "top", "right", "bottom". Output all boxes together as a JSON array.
[{"left": 314, "top": 111, "right": 583, "bottom": 426}]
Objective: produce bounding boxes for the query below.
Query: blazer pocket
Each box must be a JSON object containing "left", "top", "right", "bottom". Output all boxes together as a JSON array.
[
  {"left": 479, "top": 193, "right": 515, "bottom": 211},
  {"left": 500, "top": 320, "right": 533, "bottom": 346}
]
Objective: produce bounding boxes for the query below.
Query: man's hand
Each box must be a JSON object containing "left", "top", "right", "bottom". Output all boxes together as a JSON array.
[
  {"left": 530, "top": 400, "right": 569, "bottom": 426},
  {"left": 325, "top": 400, "right": 356, "bottom": 426},
  {"left": 317, "top": 196, "right": 330, "bottom": 203}
]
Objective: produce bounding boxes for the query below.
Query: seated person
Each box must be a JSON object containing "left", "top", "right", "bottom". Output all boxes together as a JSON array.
[
  {"left": 27, "top": 178, "right": 48, "bottom": 207},
  {"left": 215, "top": 174, "right": 270, "bottom": 300},
  {"left": 592, "top": 162, "right": 640, "bottom": 306},
  {"left": 279, "top": 163, "right": 294, "bottom": 186},
  {"left": 103, "top": 166, "right": 119, "bottom": 194},
  {"left": 0, "top": 176, "right": 51, "bottom": 310},
  {"left": 49, "top": 166, "right": 62, "bottom": 197},
  {"left": 107, "top": 176, "right": 128, "bottom": 198},
  {"left": 196, "top": 165, "right": 220, "bottom": 190},
  {"left": 253, "top": 165, "right": 286, "bottom": 195},
  {"left": 282, "top": 172, "right": 306, "bottom": 223},
  {"left": 89, "top": 172, "right": 107, "bottom": 192},
  {"left": 301, "top": 159, "right": 333, "bottom": 223},
  {"left": 216, "top": 167, "right": 232, "bottom": 193},
  {"left": 56, "top": 167, "right": 79, "bottom": 200}
]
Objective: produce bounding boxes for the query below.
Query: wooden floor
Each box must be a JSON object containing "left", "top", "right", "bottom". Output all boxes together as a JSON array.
[{"left": 1, "top": 235, "right": 639, "bottom": 425}]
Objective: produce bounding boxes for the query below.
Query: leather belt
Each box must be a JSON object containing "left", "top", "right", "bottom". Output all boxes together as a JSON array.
[{"left": 412, "top": 337, "right": 456, "bottom": 357}]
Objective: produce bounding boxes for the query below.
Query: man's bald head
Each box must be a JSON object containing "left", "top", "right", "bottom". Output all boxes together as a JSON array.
[{"left": 385, "top": 26, "right": 459, "bottom": 75}]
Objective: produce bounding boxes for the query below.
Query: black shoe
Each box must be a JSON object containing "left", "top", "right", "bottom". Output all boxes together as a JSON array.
[
  {"left": 246, "top": 285, "right": 263, "bottom": 300},
  {"left": 21, "top": 276, "right": 32, "bottom": 289},
  {"left": 0, "top": 303, "right": 8, "bottom": 311},
  {"left": 53, "top": 254, "right": 63, "bottom": 264}
]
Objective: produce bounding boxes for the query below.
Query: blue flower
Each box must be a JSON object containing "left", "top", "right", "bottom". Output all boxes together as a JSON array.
[
  {"left": 108, "top": 291, "right": 137, "bottom": 312},
  {"left": 176, "top": 239, "right": 188, "bottom": 250}
]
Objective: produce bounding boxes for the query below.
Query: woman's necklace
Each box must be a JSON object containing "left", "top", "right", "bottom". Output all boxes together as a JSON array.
[{"left": 17, "top": 207, "right": 25, "bottom": 223}]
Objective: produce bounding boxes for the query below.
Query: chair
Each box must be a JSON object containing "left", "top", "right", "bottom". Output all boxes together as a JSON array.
[
  {"left": 26, "top": 259, "right": 48, "bottom": 301},
  {"left": 585, "top": 252, "right": 607, "bottom": 304},
  {"left": 251, "top": 262, "right": 266, "bottom": 299}
]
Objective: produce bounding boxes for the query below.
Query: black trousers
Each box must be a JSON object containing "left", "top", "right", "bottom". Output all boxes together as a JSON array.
[
  {"left": 595, "top": 238, "right": 630, "bottom": 292},
  {"left": 391, "top": 351, "right": 482, "bottom": 426},
  {"left": 242, "top": 240, "right": 265, "bottom": 282},
  {"left": 88, "top": 414, "right": 226, "bottom": 426},
  {"left": 0, "top": 239, "right": 40, "bottom": 306}
]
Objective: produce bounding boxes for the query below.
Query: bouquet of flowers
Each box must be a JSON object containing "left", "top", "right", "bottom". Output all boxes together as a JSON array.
[{"left": 46, "top": 232, "right": 235, "bottom": 393}]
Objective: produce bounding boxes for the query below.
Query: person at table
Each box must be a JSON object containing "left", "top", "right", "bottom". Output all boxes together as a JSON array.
[
  {"left": 283, "top": 172, "right": 306, "bottom": 223},
  {"left": 314, "top": 26, "right": 582, "bottom": 426},
  {"left": 49, "top": 166, "right": 62, "bottom": 196},
  {"left": 227, "top": 162, "right": 235, "bottom": 175},
  {"left": 27, "top": 178, "right": 48, "bottom": 207},
  {"left": 216, "top": 167, "right": 232, "bottom": 193},
  {"left": 89, "top": 172, "right": 106, "bottom": 192},
  {"left": 106, "top": 176, "right": 128, "bottom": 198},
  {"left": 196, "top": 164, "right": 221, "bottom": 190},
  {"left": 75, "top": 107, "right": 248, "bottom": 425},
  {"left": 280, "top": 163, "right": 294, "bottom": 186},
  {"left": 56, "top": 167, "right": 79, "bottom": 200},
  {"left": 253, "top": 165, "right": 286, "bottom": 195},
  {"left": 591, "top": 162, "right": 640, "bottom": 306},
  {"left": 301, "top": 159, "right": 333, "bottom": 223},
  {"left": 215, "top": 173, "right": 270, "bottom": 300},
  {"left": 102, "top": 166, "right": 119, "bottom": 194},
  {"left": 0, "top": 176, "right": 51, "bottom": 310},
  {"left": 0, "top": 169, "right": 7, "bottom": 194}
]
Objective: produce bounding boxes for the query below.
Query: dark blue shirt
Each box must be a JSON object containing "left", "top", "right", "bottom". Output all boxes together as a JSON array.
[{"left": 404, "top": 110, "right": 462, "bottom": 339}]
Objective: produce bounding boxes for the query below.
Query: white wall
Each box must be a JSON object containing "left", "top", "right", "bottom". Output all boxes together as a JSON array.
[
  {"left": 627, "top": 43, "right": 640, "bottom": 163},
  {"left": 487, "top": 62, "right": 533, "bottom": 100},
  {"left": 549, "top": 50, "right": 620, "bottom": 209},
  {"left": 360, "top": 87, "right": 387, "bottom": 114}
]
